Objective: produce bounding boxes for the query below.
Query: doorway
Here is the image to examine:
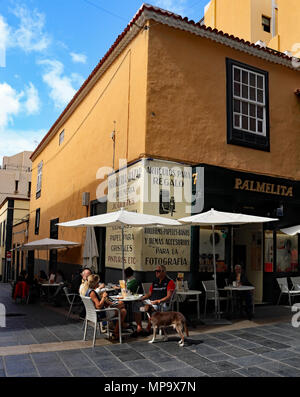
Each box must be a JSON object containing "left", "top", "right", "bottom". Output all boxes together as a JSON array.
[{"left": 233, "top": 224, "right": 263, "bottom": 303}]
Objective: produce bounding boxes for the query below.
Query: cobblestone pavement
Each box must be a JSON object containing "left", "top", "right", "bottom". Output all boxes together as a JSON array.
[{"left": 1, "top": 283, "right": 300, "bottom": 377}]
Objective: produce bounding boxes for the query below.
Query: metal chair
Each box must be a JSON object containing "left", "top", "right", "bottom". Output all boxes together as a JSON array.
[
  {"left": 63, "top": 287, "right": 83, "bottom": 319},
  {"left": 202, "top": 280, "right": 229, "bottom": 318},
  {"left": 276, "top": 277, "right": 300, "bottom": 306},
  {"left": 81, "top": 296, "right": 122, "bottom": 346}
]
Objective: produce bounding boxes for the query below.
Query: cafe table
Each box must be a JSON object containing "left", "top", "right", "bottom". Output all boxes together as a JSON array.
[
  {"left": 223, "top": 285, "right": 255, "bottom": 314},
  {"left": 175, "top": 290, "right": 202, "bottom": 320},
  {"left": 40, "top": 282, "right": 62, "bottom": 301},
  {"left": 110, "top": 294, "right": 144, "bottom": 326}
]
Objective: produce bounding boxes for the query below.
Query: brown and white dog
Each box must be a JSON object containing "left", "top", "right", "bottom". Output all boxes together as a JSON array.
[{"left": 146, "top": 307, "right": 189, "bottom": 347}]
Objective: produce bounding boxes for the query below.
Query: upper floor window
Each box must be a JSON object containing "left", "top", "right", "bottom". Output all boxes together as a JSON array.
[
  {"left": 226, "top": 58, "right": 270, "bottom": 151},
  {"left": 35, "top": 208, "right": 40, "bottom": 235},
  {"left": 59, "top": 130, "right": 64, "bottom": 145},
  {"left": 262, "top": 16, "right": 271, "bottom": 33},
  {"left": 36, "top": 161, "right": 43, "bottom": 199}
]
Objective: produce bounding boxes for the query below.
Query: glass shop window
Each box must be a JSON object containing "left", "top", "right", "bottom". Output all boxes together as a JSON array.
[
  {"left": 199, "top": 227, "right": 227, "bottom": 272},
  {"left": 264, "top": 230, "right": 274, "bottom": 272},
  {"left": 276, "top": 233, "right": 298, "bottom": 273}
]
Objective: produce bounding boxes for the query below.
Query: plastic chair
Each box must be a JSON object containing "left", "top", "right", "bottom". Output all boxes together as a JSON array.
[
  {"left": 63, "top": 287, "right": 83, "bottom": 319},
  {"left": 276, "top": 277, "right": 300, "bottom": 306},
  {"left": 291, "top": 277, "right": 300, "bottom": 292},
  {"left": 13, "top": 281, "right": 29, "bottom": 303},
  {"left": 202, "top": 280, "right": 229, "bottom": 318},
  {"left": 81, "top": 296, "right": 122, "bottom": 346}
]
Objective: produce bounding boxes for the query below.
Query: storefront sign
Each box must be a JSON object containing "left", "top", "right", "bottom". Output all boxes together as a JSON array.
[
  {"left": 105, "top": 159, "right": 194, "bottom": 272},
  {"left": 234, "top": 178, "right": 293, "bottom": 197}
]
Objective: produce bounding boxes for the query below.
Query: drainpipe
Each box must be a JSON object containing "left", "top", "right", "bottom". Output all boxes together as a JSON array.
[{"left": 272, "top": 0, "right": 277, "bottom": 38}]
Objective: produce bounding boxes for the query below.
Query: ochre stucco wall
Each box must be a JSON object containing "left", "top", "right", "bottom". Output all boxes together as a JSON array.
[
  {"left": 28, "top": 27, "right": 149, "bottom": 264},
  {"left": 145, "top": 22, "right": 300, "bottom": 179}
]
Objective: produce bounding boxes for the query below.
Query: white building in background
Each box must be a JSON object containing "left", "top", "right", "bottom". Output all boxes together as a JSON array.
[{"left": 0, "top": 151, "right": 32, "bottom": 205}]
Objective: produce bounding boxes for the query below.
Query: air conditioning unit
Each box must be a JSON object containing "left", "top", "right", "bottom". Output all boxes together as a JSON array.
[
  {"left": 82, "top": 192, "right": 90, "bottom": 207},
  {"left": 255, "top": 40, "right": 267, "bottom": 48}
]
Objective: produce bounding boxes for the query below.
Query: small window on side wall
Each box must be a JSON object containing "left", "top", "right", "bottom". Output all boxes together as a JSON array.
[
  {"left": 35, "top": 208, "right": 40, "bottom": 235},
  {"left": 59, "top": 130, "right": 64, "bottom": 145},
  {"left": 262, "top": 16, "right": 271, "bottom": 33},
  {"left": 226, "top": 58, "right": 270, "bottom": 151}
]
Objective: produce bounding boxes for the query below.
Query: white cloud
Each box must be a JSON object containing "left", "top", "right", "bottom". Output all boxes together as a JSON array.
[
  {"left": 24, "top": 82, "right": 40, "bottom": 115},
  {"left": 70, "top": 52, "right": 87, "bottom": 64},
  {"left": 0, "top": 128, "right": 46, "bottom": 164},
  {"left": 154, "top": 0, "right": 188, "bottom": 15},
  {"left": 6, "top": 4, "right": 51, "bottom": 53},
  {"left": 0, "top": 15, "right": 10, "bottom": 67},
  {"left": 0, "top": 82, "right": 23, "bottom": 128},
  {"left": 38, "top": 59, "right": 83, "bottom": 108}
]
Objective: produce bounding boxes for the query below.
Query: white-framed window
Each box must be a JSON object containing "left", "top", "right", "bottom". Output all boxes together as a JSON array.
[
  {"left": 36, "top": 161, "right": 43, "bottom": 198},
  {"left": 232, "top": 65, "right": 266, "bottom": 136},
  {"left": 59, "top": 130, "right": 64, "bottom": 145},
  {"left": 226, "top": 58, "right": 270, "bottom": 151}
]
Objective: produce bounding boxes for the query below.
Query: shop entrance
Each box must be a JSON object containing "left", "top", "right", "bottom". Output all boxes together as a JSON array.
[{"left": 233, "top": 224, "right": 263, "bottom": 304}]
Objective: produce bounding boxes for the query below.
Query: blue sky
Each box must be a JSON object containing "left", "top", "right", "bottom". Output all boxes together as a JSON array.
[{"left": 0, "top": 0, "right": 208, "bottom": 163}]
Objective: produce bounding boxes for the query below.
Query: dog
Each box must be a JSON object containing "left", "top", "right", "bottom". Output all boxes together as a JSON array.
[{"left": 145, "top": 306, "right": 189, "bottom": 347}]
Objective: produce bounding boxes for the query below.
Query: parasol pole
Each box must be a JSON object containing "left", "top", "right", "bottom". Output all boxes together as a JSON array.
[
  {"left": 121, "top": 225, "right": 125, "bottom": 281},
  {"left": 212, "top": 224, "right": 219, "bottom": 319}
]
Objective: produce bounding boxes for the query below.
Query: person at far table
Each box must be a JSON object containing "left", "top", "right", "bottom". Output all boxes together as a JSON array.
[
  {"left": 82, "top": 274, "right": 127, "bottom": 340},
  {"left": 132, "top": 265, "right": 176, "bottom": 335},
  {"left": 124, "top": 267, "right": 140, "bottom": 294},
  {"left": 38, "top": 270, "right": 48, "bottom": 283},
  {"left": 228, "top": 264, "right": 254, "bottom": 320}
]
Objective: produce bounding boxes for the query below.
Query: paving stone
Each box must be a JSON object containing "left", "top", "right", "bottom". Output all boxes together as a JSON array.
[
  {"left": 155, "top": 359, "right": 187, "bottom": 371},
  {"left": 189, "top": 344, "right": 219, "bottom": 357},
  {"left": 31, "top": 352, "right": 61, "bottom": 365},
  {"left": 228, "top": 355, "right": 271, "bottom": 367},
  {"left": 177, "top": 352, "right": 211, "bottom": 365},
  {"left": 111, "top": 349, "right": 145, "bottom": 362},
  {"left": 248, "top": 347, "right": 273, "bottom": 355},
  {"left": 58, "top": 350, "right": 94, "bottom": 369},
  {"left": 104, "top": 369, "right": 137, "bottom": 377},
  {"left": 206, "top": 353, "right": 233, "bottom": 362},
  {"left": 260, "top": 340, "right": 291, "bottom": 350},
  {"left": 160, "top": 367, "right": 206, "bottom": 377},
  {"left": 235, "top": 366, "right": 276, "bottom": 377},
  {"left": 202, "top": 338, "right": 230, "bottom": 348},
  {"left": 226, "top": 339, "right": 261, "bottom": 350},
  {"left": 125, "top": 359, "right": 161, "bottom": 374},
  {"left": 213, "top": 370, "right": 244, "bottom": 377},
  {"left": 70, "top": 366, "right": 104, "bottom": 377},
  {"left": 262, "top": 349, "right": 300, "bottom": 360},
  {"left": 4, "top": 358, "right": 37, "bottom": 377},
  {"left": 258, "top": 362, "right": 300, "bottom": 377},
  {"left": 280, "top": 357, "right": 300, "bottom": 368},
  {"left": 92, "top": 358, "right": 128, "bottom": 371},
  {"left": 210, "top": 332, "right": 237, "bottom": 341},
  {"left": 36, "top": 364, "right": 71, "bottom": 377},
  {"left": 141, "top": 350, "right": 173, "bottom": 363},
  {"left": 193, "top": 361, "right": 239, "bottom": 375},
  {"left": 82, "top": 347, "right": 115, "bottom": 358},
  {"left": 218, "top": 346, "right": 254, "bottom": 358},
  {"left": 105, "top": 343, "right": 131, "bottom": 351},
  {"left": 131, "top": 341, "right": 161, "bottom": 352},
  {"left": 263, "top": 333, "right": 294, "bottom": 344}
]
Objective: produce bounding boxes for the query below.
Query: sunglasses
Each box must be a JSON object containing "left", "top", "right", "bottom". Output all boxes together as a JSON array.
[{"left": 155, "top": 269, "right": 162, "bottom": 273}]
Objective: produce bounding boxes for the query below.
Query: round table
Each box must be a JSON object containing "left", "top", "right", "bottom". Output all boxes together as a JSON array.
[
  {"left": 175, "top": 290, "right": 202, "bottom": 320},
  {"left": 223, "top": 285, "right": 255, "bottom": 314}
]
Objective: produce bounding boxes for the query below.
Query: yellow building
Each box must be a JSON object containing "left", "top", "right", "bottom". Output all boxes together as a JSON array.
[
  {"left": 28, "top": 4, "right": 300, "bottom": 303},
  {"left": 0, "top": 198, "right": 30, "bottom": 281},
  {"left": 204, "top": 0, "right": 300, "bottom": 54}
]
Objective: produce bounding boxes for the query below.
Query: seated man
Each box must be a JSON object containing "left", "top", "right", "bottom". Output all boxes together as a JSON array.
[
  {"left": 133, "top": 265, "right": 176, "bottom": 335},
  {"left": 228, "top": 264, "right": 254, "bottom": 320}
]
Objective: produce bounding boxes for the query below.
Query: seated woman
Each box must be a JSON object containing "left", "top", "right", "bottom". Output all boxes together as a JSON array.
[
  {"left": 82, "top": 274, "right": 127, "bottom": 339},
  {"left": 55, "top": 270, "right": 65, "bottom": 284},
  {"left": 124, "top": 267, "right": 139, "bottom": 294}
]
